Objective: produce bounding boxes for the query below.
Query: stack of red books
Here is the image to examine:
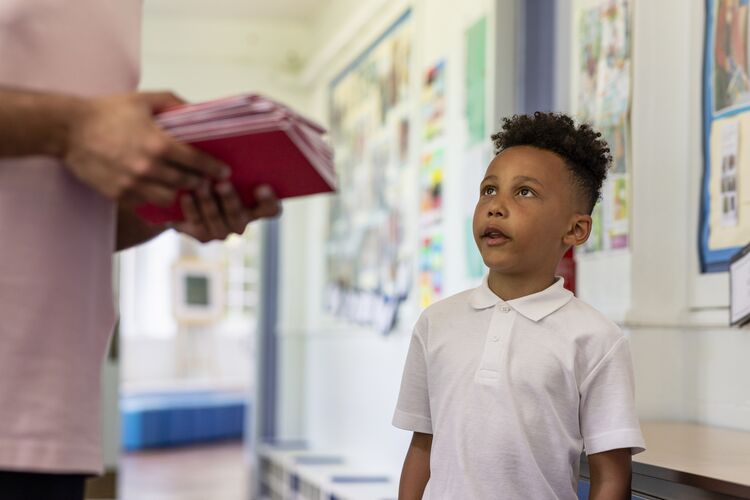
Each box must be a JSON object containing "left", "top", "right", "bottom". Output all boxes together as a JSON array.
[{"left": 136, "top": 94, "right": 336, "bottom": 224}]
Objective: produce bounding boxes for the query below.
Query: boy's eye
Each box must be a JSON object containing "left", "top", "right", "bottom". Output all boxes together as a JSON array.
[
  {"left": 482, "top": 186, "right": 497, "bottom": 196},
  {"left": 518, "top": 187, "right": 535, "bottom": 198}
]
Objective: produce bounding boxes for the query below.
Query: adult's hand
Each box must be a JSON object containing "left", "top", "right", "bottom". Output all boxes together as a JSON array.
[
  {"left": 63, "top": 91, "right": 231, "bottom": 207},
  {"left": 174, "top": 183, "right": 282, "bottom": 243}
]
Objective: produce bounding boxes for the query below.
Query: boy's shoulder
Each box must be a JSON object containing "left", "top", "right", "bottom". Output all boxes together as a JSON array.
[{"left": 561, "top": 294, "right": 626, "bottom": 345}]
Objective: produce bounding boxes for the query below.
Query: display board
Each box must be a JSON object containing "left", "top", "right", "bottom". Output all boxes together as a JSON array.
[
  {"left": 701, "top": 0, "right": 750, "bottom": 272},
  {"left": 325, "top": 10, "right": 413, "bottom": 333},
  {"left": 573, "top": 0, "right": 632, "bottom": 253}
]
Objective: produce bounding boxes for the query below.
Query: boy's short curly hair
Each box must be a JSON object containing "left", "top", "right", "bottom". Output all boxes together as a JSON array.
[{"left": 491, "top": 112, "right": 611, "bottom": 214}]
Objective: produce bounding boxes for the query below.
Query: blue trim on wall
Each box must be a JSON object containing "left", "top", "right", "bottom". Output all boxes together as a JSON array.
[
  {"left": 258, "top": 218, "right": 281, "bottom": 440},
  {"left": 701, "top": 0, "right": 743, "bottom": 272},
  {"left": 519, "top": 0, "right": 557, "bottom": 113}
]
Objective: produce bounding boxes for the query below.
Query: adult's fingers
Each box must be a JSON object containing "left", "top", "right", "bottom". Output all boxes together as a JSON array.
[
  {"left": 120, "top": 180, "right": 176, "bottom": 208},
  {"left": 215, "top": 182, "right": 249, "bottom": 234},
  {"left": 195, "top": 183, "right": 228, "bottom": 238},
  {"left": 247, "top": 185, "right": 282, "bottom": 220},
  {"left": 180, "top": 192, "right": 203, "bottom": 225},
  {"left": 133, "top": 155, "right": 204, "bottom": 191},
  {"left": 162, "top": 140, "right": 230, "bottom": 181}
]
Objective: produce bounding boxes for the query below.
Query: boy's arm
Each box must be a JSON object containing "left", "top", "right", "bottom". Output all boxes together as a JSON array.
[
  {"left": 588, "top": 448, "right": 632, "bottom": 500},
  {"left": 399, "top": 432, "right": 432, "bottom": 500}
]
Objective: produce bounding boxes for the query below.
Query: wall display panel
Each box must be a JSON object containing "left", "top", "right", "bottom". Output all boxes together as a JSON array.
[
  {"left": 418, "top": 60, "right": 447, "bottom": 308},
  {"left": 325, "top": 10, "right": 414, "bottom": 333},
  {"left": 701, "top": 0, "right": 750, "bottom": 272},
  {"left": 573, "top": 0, "right": 632, "bottom": 253}
]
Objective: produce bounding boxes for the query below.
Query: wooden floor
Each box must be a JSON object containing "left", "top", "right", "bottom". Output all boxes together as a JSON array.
[{"left": 119, "top": 442, "right": 249, "bottom": 500}]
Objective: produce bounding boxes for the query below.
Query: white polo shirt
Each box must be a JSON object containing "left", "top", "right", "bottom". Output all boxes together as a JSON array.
[{"left": 393, "top": 277, "right": 645, "bottom": 500}]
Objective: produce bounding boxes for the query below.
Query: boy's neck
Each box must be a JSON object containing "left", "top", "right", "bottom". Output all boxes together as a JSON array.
[{"left": 487, "top": 269, "right": 558, "bottom": 301}]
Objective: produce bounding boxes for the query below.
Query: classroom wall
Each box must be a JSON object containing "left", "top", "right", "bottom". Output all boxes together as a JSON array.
[
  {"left": 274, "top": 0, "right": 517, "bottom": 477},
  {"left": 274, "top": 0, "right": 750, "bottom": 479},
  {"left": 124, "top": 0, "right": 750, "bottom": 479},
  {"left": 619, "top": 0, "right": 750, "bottom": 431},
  {"left": 556, "top": 0, "right": 750, "bottom": 430}
]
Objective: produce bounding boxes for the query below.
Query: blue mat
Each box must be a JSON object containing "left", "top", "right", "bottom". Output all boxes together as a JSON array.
[{"left": 121, "top": 390, "right": 247, "bottom": 450}]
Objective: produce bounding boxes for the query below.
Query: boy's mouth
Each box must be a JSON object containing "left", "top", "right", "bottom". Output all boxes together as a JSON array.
[{"left": 481, "top": 226, "right": 511, "bottom": 246}]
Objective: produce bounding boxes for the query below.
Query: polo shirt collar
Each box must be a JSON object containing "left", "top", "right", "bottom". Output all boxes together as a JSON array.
[{"left": 469, "top": 275, "right": 573, "bottom": 322}]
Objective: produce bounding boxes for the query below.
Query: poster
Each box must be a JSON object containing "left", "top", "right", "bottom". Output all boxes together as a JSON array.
[
  {"left": 423, "top": 61, "right": 446, "bottom": 140},
  {"left": 418, "top": 61, "right": 447, "bottom": 308},
  {"left": 419, "top": 229, "right": 443, "bottom": 307},
  {"left": 701, "top": 0, "right": 750, "bottom": 271},
  {"left": 575, "top": 0, "right": 632, "bottom": 252},
  {"left": 325, "top": 10, "right": 413, "bottom": 332},
  {"left": 713, "top": 0, "right": 750, "bottom": 113}
]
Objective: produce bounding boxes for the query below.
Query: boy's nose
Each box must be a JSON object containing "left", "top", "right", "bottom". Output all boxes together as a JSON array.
[{"left": 487, "top": 207, "right": 505, "bottom": 217}]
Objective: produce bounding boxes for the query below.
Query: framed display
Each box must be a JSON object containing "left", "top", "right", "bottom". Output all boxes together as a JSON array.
[
  {"left": 701, "top": 0, "right": 750, "bottom": 272},
  {"left": 172, "top": 259, "right": 225, "bottom": 324}
]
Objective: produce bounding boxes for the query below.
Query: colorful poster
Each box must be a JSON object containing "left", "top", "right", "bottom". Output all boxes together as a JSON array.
[
  {"left": 423, "top": 61, "right": 446, "bottom": 141},
  {"left": 419, "top": 229, "right": 444, "bottom": 307},
  {"left": 713, "top": 0, "right": 750, "bottom": 113},
  {"left": 325, "top": 10, "right": 413, "bottom": 332},
  {"left": 419, "top": 148, "right": 444, "bottom": 216},
  {"left": 576, "top": 0, "right": 632, "bottom": 253},
  {"left": 701, "top": 1, "right": 750, "bottom": 272},
  {"left": 465, "top": 17, "right": 487, "bottom": 146},
  {"left": 418, "top": 61, "right": 447, "bottom": 307}
]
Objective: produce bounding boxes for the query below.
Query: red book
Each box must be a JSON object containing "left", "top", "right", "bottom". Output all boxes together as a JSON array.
[{"left": 135, "top": 95, "right": 336, "bottom": 224}]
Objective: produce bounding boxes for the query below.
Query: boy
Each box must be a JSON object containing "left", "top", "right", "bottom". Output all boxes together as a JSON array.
[{"left": 393, "top": 112, "right": 645, "bottom": 500}]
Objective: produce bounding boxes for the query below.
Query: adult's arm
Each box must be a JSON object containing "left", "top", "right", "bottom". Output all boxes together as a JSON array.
[{"left": 0, "top": 87, "right": 229, "bottom": 206}]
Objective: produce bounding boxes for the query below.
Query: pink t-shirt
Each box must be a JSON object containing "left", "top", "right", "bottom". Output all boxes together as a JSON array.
[{"left": 0, "top": 0, "right": 142, "bottom": 474}]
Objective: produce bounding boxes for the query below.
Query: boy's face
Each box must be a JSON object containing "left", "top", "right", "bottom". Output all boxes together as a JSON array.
[{"left": 473, "top": 145, "right": 591, "bottom": 276}]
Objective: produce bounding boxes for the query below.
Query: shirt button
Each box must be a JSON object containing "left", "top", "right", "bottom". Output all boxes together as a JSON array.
[
  {"left": 490, "top": 335, "right": 499, "bottom": 342},
  {"left": 500, "top": 306, "right": 511, "bottom": 313}
]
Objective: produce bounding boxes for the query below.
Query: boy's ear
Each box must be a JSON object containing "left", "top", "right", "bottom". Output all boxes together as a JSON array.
[{"left": 562, "top": 214, "right": 592, "bottom": 247}]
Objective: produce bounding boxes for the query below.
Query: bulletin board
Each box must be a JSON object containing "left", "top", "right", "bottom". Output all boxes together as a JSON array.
[
  {"left": 701, "top": 0, "right": 750, "bottom": 272},
  {"left": 325, "top": 10, "right": 414, "bottom": 333},
  {"left": 418, "top": 60, "right": 446, "bottom": 308},
  {"left": 572, "top": 0, "right": 632, "bottom": 253}
]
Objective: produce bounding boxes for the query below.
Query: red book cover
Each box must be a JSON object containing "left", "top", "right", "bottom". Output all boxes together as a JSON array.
[{"left": 135, "top": 124, "right": 336, "bottom": 224}]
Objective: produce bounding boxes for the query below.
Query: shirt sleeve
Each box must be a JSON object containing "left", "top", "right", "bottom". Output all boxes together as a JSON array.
[
  {"left": 580, "top": 337, "right": 646, "bottom": 456},
  {"left": 392, "top": 321, "right": 432, "bottom": 434}
]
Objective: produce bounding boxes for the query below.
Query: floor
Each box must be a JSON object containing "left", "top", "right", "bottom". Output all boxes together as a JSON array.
[{"left": 119, "top": 441, "right": 249, "bottom": 500}]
